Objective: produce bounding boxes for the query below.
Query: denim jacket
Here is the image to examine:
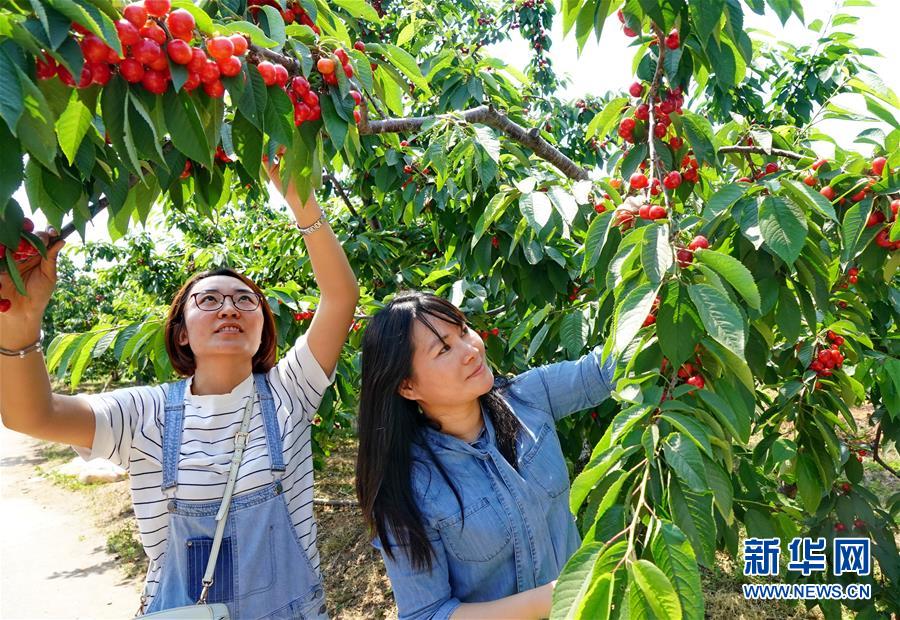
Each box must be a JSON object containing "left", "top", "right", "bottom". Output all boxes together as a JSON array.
[{"left": 373, "top": 346, "right": 616, "bottom": 620}]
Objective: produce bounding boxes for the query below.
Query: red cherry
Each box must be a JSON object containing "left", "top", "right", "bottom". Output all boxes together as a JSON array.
[
  {"left": 686, "top": 375, "right": 705, "bottom": 389},
  {"left": 207, "top": 36, "right": 234, "bottom": 61},
  {"left": 167, "top": 39, "right": 193, "bottom": 65},
  {"left": 229, "top": 34, "right": 249, "bottom": 56},
  {"left": 292, "top": 76, "right": 310, "bottom": 94},
  {"left": 858, "top": 449, "right": 868, "bottom": 457},
  {"left": 218, "top": 55, "right": 242, "bottom": 77},
  {"left": 834, "top": 523, "right": 846, "bottom": 532},
  {"left": 123, "top": 3, "right": 148, "bottom": 28},
  {"left": 132, "top": 38, "right": 163, "bottom": 66},
  {"left": 491, "top": 236, "right": 499, "bottom": 248},
  {"left": 623, "top": 26, "right": 638, "bottom": 37},
  {"left": 811, "top": 158, "right": 828, "bottom": 170},
  {"left": 676, "top": 363, "right": 694, "bottom": 379},
  {"left": 166, "top": 9, "right": 196, "bottom": 40},
  {"left": 634, "top": 103, "right": 649, "bottom": 121},
  {"left": 343, "top": 62, "right": 354, "bottom": 78},
  {"left": 803, "top": 175, "right": 816, "bottom": 186},
  {"left": 81, "top": 35, "right": 110, "bottom": 63},
  {"left": 256, "top": 61, "right": 276, "bottom": 86},
  {"left": 871, "top": 156, "right": 887, "bottom": 176},
  {"left": 642, "top": 313, "right": 656, "bottom": 327},
  {"left": 764, "top": 162, "right": 779, "bottom": 175},
  {"left": 850, "top": 188, "right": 867, "bottom": 202},
  {"left": 619, "top": 117, "right": 636, "bottom": 133},
  {"left": 188, "top": 48, "right": 207, "bottom": 72},
  {"left": 676, "top": 248, "right": 693, "bottom": 267},
  {"left": 653, "top": 123, "right": 667, "bottom": 138},
  {"left": 335, "top": 48, "right": 349, "bottom": 64},
  {"left": 665, "top": 29, "right": 680, "bottom": 49},
  {"left": 317, "top": 57, "right": 335, "bottom": 75},
  {"left": 202, "top": 79, "right": 225, "bottom": 98},
  {"left": 302, "top": 91, "right": 319, "bottom": 107},
  {"left": 875, "top": 228, "right": 893, "bottom": 248},
  {"left": 490, "top": 327, "right": 499, "bottom": 337},
  {"left": 350, "top": 90, "right": 363, "bottom": 105},
  {"left": 889, "top": 199, "right": 899, "bottom": 218},
  {"left": 629, "top": 82, "right": 644, "bottom": 98},
  {"left": 629, "top": 172, "right": 648, "bottom": 189},
  {"left": 119, "top": 58, "right": 144, "bottom": 82},
  {"left": 180, "top": 160, "right": 192, "bottom": 179},
  {"left": 0, "top": 298, "right": 10, "bottom": 312},
  {"left": 639, "top": 203, "right": 651, "bottom": 219},
  {"left": 141, "top": 69, "right": 168, "bottom": 94},
  {"left": 144, "top": 0, "right": 171, "bottom": 17},
  {"left": 848, "top": 267, "right": 859, "bottom": 276},
  {"left": 353, "top": 108, "right": 361, "bottom": 123},
  {"left": 820, "top": 186, "right": 836, "bottom": 201},
  {"left": 115, "top": 19, "right": 141, "bottom": 46},
  {"left": 89, "top": 62, "right": 111, "bottom": 85},
  {"left": 688, "top": 235, "right": 709, "bottom": 251},
  {"left": 273, "top": 64, "right": 289, "bottom": 86},
  {"left": 140, "top": 22, "right": 167, "bottom": 45},
  {"left": 854, "top": 519, "right": 865, "bottom": 529},
  {"left": 199, "top": 60, "right": 220, "bottom": 84},
  {"left": 865, "top": 210, "right": 885, "bottom": 228},
  {"left": 354, "top": 41, "right": 366, "bottom": 52},
  {"left": 648, "top": 205, "right": 667, "bottom": 219}
]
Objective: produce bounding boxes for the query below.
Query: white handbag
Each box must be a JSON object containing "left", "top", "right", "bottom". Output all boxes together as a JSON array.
[{"left": 137, "top": 393, "right": 255, "bottom": 619}]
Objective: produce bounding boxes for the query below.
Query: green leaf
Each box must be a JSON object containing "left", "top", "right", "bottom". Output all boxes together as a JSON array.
[
  {"left": 237, "top": 66, "right": 268, "bottom": 130},
  {"left": 613, "top": 282, "right": 660, "bottom": 355},
  {"left": 15, "top": 66, "right": 58, "bottom": 171},
  {"left": 630, "top": 559, "right": 682, "bottom": 620},
  {"left": 847, "top": 71, "right": 900, "bottom": 109},
  {"left": 780, "top": 179, "right": 837, "bottom": 222},
  {"left": 669, "top": 480, "right": 716, "bottom": 566},
  {"left": 659, "top": 413, "right": 713, "bottom": 459},
  {"left": 840, "top": 200, "right": 868, "bottom": 262},
  {"left": 520, "top": 191, "right": 553, "bottom": 234},
  {"left": 680, "top": 111, "right": 716, "bottom": 167},
  {"left": 663, "top": 432, "right": 708, "bottom": 492},
  {"left": 0, "top": 122, "right": 23, "bottom": 208},
  {"left": 163, "top": 90, "right": 212, "bottom": 169},
  {"left": 232, "top": 111, "right": 262, "bottom": 179},
  {"left": 560, "top": 308, "right": 589, "bottom": 359},
  {"left": 69, "top": 330, "right": 106, "bottom": 389},
  {"left": 641, "top": 223, "right": 673, "bottom": 285},
  {"left": 331, "top": 0, "right": 382, "bottom": 23},
  {"left": 46, "top": 0, "right": 103, "bottom": 38},
  {"left": 689, "top": 0, "right": 724, "bottom": 44},
  {"left": 581, "top": 210, "right": 613, "bottom": 274},
  {"left": 569, "top": 446, "right": 625, "bottom": 513},
  {"left": 796, "top": 452, "right": 822, "bottom": 514},
  {"left": 525, "top": 322, "right": 551, "bottom": 361},
  {"left": 697, "top": 388, "right": 750, "bottom": 444},
  {"left": 687, "top": 283, "right": 745, "bottom": 358},
  {"left": 258, "top": 5, "right": 286, "bottom": 48},
  {"left": 380, "top": 44, "right": 432, "bottom": 96},
  {"left": 658, "top": 281, "right": 703, "bottom": 369},
  {"left": 693, "top": 249, "right": 760, "bottom": 309},
  {"left": 705, "top": 183, "right": 745, "bottom": 216},
  {"left": 651, "top": 523, "right": 704, "bottom": 620},
  {"left": 586, "top": 96, "right": 628, "bottom": 139},
  {"left": 320, "top": 93, "right": 348, "bottom": 151},
  {"left": 473, "top": 191, "right": 513, "bottom": 246},
  {"left": 549, "top": 541, "right": 605, "bottom": 620},
  {"left": 0, "top": 49, "right": 24, "bottom": 133},
  {"left": 758, "top": 195, "right": 807, "bottom": 266},
  {"left": 263, "top": 86, "right": 294, "bottom": 146},
  {"left": 225, "top": 20, "right": 278, "bottom": 48},
  {"left": 54, "top": 89, "right": 93, "bottom": 166},
  {"left": 704, "top": 460, "right": 734, "bottom": 523}
]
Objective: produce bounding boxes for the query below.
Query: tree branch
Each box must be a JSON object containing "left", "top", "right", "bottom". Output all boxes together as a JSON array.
[
  {"left": 873, "top": 421, "right": 900, "bottom": 480},
  {"left": 718, "top": 145, "right": 807, "bottom": 161},
  {"left": 358, "top": 104, "right": 589, "bottom": 181}
]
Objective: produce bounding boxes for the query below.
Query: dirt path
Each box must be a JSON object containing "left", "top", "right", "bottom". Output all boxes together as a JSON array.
[{"left": 0, "top": 425, "right": 142, "bottom": 620}]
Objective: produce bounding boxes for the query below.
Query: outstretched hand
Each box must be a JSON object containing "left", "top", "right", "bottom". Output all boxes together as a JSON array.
[{"left": 0, "top": 228, "right": 65, "bottom": 327}]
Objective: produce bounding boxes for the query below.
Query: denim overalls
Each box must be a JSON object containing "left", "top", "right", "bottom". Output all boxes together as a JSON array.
[{"left": 143, "top": 373, "right": 328, "bottom": 619}]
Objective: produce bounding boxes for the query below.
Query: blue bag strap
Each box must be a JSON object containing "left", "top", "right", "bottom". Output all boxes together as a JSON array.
[
  {"left": 253, "top": 372, "right": 285, "bottom": 473},
  {"left": 161, "top": 379, "right": 188, "bottom": 493}
]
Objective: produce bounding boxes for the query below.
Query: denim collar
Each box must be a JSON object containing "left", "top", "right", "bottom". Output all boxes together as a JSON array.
[{"left": 421, "top": 402, "right": 495, "bottom": 456}]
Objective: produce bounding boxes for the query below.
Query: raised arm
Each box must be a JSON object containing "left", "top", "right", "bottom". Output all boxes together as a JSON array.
[
  {"left": 0, "top": 231, "right": 95, "bottom": 449},
  {"left": 505, "top": 346, "right": 617, "bottom": 423},
  {"left": 265, "top": 160, "right": 360, "bottom": 378}
]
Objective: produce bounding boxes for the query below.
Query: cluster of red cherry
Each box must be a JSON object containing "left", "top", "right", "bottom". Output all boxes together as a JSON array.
[{"left": 809, "top": 330, "right": 845, "bottom": 388}]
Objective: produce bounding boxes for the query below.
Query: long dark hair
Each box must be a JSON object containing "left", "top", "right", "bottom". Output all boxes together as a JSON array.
[{"left": 355, "top": 291, "right": 522, "bottom": 571}]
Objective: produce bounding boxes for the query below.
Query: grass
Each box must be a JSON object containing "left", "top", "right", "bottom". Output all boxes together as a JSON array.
[
  {"left": 105, "top": 521, "right": 147, "bottom": 578},
  {"left": 34, "top": 464, "right": 94, "bottom": 491}
]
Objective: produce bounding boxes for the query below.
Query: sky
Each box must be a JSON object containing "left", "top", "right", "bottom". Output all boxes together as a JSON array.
[{"left": 15, "top": 0, "right": 900, "bottom": 248}]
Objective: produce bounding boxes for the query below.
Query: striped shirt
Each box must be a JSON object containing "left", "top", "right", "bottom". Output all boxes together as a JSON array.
[{"left": 74, "top": 335, "right": 334, "bottom": 609}]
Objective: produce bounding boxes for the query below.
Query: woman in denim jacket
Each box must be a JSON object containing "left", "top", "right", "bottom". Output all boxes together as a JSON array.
[{"left": 356, "top": 291, "right": 616, "bottom": 619}]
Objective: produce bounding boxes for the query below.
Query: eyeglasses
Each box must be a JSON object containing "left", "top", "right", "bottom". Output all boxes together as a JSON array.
[{"left": 190, "top": 291, "right": 262, "bottom": 312}]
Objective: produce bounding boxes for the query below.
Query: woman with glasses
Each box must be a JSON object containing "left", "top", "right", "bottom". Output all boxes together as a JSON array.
[{"left": 0, "top": 158, "right": 359, "bottom": 619}]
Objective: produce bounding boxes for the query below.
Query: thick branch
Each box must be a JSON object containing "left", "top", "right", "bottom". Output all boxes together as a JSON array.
[
  {"left": 323, "top": 173, "right": 360, "bottom": 219},
  {"left": 718, "top": 145, "right": 807, "bottom": 161},
  {"left": 359, "top": 105, "right": 589, "bottom": 181}
]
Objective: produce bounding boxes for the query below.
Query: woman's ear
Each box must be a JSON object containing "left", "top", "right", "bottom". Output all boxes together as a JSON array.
[
  {"left": 176, "top": 324, "right": 189, "bottom": 347},
  {"left": 397, "top": 378, "right": 418, "bottom": 401}
]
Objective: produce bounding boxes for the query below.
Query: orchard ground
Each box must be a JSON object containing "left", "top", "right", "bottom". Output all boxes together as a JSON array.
[{"left": 6, "top": 383, "right": 896, "bottom": 619}]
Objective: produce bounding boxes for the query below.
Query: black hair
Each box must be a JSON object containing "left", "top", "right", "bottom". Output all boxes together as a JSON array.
[{"left": 355, "top": 291, "right": 522, "bottom": 571}]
